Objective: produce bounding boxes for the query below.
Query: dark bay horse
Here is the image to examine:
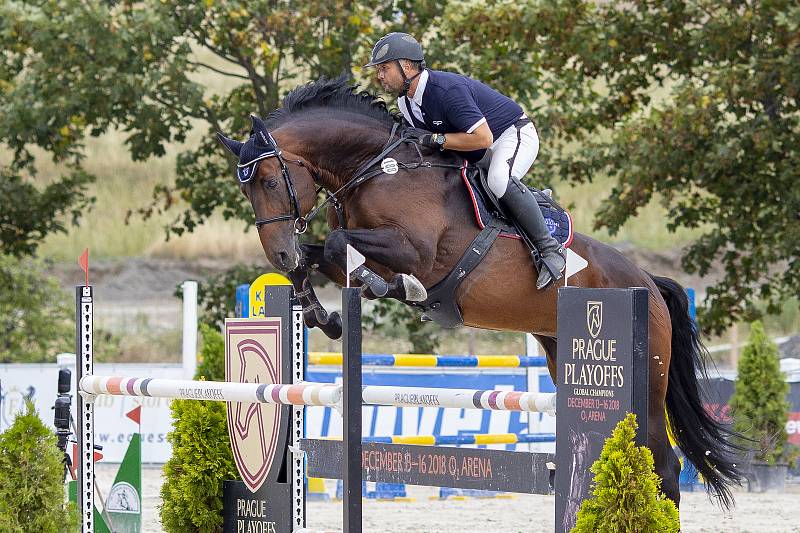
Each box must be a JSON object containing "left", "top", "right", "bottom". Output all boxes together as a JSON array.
[{"left": 217, "top": 77, "right": 742, "bottom": 509}]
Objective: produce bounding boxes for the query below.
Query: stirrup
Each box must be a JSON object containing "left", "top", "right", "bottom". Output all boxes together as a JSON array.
[{"left": 535, "top": 247, "right": 566, "bottom": 290}]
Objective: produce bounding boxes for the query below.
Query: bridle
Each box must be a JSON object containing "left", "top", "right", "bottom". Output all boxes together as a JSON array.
[
  {"left": 240, "top": 123, "right": 463, "bottom": 234},
  {"left": 239, "top": 129, "right": 313, "bottom": 234}
]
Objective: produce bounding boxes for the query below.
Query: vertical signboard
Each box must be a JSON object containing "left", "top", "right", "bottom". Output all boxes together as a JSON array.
[
  {"left": 555, "top": 288, "right": 649, "bottom": 533},
  {"left": 224, "top": 285, "right": 297, "bottom": 533}
]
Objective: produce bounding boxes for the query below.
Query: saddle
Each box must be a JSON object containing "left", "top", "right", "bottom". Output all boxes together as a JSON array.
[
  {"left": 466, "top": 153, "right": 573, "bottom": 247},
  {"left": 415, "top": 158, "right": 573, "bottom": 329}
]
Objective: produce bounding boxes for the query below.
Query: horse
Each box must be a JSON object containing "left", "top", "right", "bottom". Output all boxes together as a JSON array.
[{"left": 216, "top": 76, "right": 742, "bottom": 509}]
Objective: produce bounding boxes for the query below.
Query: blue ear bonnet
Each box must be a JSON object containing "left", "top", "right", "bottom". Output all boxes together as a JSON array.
[{"left": 237, "top": 130, "right": 280, "bottom": 183}]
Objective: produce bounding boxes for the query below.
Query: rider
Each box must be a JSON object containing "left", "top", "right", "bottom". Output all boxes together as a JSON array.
[{"left": 364, "top": 32, "right": 566, "bottom": 289}]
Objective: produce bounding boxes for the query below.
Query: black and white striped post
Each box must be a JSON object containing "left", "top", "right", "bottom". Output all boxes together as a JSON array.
[{"left": 75, "top": 286, "right": 94, "bottom": 533}]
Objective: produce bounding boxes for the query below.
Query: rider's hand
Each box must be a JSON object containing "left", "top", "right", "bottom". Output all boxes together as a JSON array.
[
  {"left": 419, "top": 134, "right": 437, "bottom": 148},
  {"left": 403, "top": 127, "right": 430, "bottom": 140}
]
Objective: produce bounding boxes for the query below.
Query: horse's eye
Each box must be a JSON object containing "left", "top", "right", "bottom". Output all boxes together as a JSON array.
[{"left": 263, "top": 178, "right": 279, "bottom": 190}]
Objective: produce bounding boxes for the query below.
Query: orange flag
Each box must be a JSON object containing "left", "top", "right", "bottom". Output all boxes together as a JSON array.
[
  {"left": 126, "top": 405, "right": 142, "bottom": 427},
  {"left": 78, "top": 248, "right": 89, "bottom": 286}
]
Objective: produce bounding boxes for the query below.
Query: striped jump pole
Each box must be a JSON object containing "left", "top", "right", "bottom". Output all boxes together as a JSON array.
[
  {"left": 79, "top": 376, "right": 341, "bottom": 406},
  {"left": 78, "top": 376, "right": 557, "bottom": 414},
  {"left": 309, "top": 352, "right": 548, "bottom": 367},
  {"left": 361, "top": 385, "right": 556, "bottom": 413},
  {"left": 364, "top": 432, "right": 556, "bottom": 446}
]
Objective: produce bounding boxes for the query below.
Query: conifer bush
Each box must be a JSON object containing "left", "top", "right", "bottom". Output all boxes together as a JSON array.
[
  {"left": 729, "top": 321, "right": 792, "bottom": 465},
  {"left": 160, "top": 326, "right": 239, "bottom": 532},
  {"left": 0, "top": 400, "right": 78, "bottom": 533},
  {"left": 572, "top": 413, "right": 679, "bottom": 533}
]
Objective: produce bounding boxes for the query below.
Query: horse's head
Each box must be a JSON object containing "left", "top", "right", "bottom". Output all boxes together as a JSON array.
[{"left": 217, "top": 115, "right": 318, "bottom": 272}]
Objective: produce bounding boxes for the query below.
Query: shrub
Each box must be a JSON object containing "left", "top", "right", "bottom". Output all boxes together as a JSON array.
[
  {"left": 572, "top": 413, "right": 680, "bottom": 533},
  {"left": 160, "top": 325, "right": 238, "bottom": 532},
  {"left": 729, "top": 321, "right": 792, "bottom": 464},
  {"left": 0, "top": 399, "right": 78, "bottom": 532}
]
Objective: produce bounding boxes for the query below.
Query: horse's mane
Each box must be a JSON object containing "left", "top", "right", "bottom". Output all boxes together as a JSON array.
[{"left": 265, "top": 74, "right": 400, "bottom": 129}]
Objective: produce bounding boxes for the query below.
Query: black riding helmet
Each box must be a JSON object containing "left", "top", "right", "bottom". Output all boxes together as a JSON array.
[{"left": 364, "top": 32, "right": 426, "bottom": 96}]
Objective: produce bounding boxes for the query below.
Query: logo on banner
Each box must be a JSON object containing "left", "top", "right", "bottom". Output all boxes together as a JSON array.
[
  {"left": 106, "top": 482, "right": 141, "bottom": 513},
  {"left": 225, "top": 319, "right": 283, "bottom": 493},
  {"left": 587, "top": 301, "right": 603, "bottom": 338}
]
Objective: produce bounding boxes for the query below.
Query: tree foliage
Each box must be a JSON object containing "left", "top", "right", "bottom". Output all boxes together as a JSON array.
[
  {"left": 729, "top": 321, "right": 792, "bottom": 464},
  {"left": 572, "top": 413, "right": 680, "bottom": 533},
  {"left": 2, "top": 1, "right": 797, "bottom": 333},
  {"left": 437, "top": 1, "right": 800, "bottom": 333},
  {"left": 0, "top": 255, "right": 74, "bottom": 362},
  {"left": 0, "top": 167, "right": 94, "bottom": 258}
]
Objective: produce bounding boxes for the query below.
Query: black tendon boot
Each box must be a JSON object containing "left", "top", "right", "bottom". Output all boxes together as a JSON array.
[{"left": 499, "top": 176, "right": 566, "bottom": 289}]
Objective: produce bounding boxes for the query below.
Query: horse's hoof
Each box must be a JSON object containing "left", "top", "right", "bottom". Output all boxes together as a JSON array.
[
  {"left": 319, "top": 311, "right": 342, "bottom": 340},
  {"left": 400, "top": 274, "right": 427, "bottom": 302}
]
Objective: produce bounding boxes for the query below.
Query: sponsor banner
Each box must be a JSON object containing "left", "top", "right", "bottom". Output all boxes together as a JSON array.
[{"left": 223, "top": 480, "right": 293, "bottom": 533}]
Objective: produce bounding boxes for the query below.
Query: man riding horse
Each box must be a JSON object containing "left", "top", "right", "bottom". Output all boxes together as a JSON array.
[
  {"left": 216, "top": 54, "right": 744, "bottom": 511},
  {"left": 364, "top": 32, "right": 566, "bottom": 289}
]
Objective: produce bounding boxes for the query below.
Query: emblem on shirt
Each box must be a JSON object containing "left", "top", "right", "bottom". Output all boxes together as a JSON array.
[
  {"left": 381, "top": 158, "right": 399, "bottom": 174},
  {"left": 433, "top": 120, "right": 443, "bottom": 126}
]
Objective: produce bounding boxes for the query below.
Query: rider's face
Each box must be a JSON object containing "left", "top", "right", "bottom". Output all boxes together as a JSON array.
[{"left": 376, "top": 62, "right": 405, "bottom": 95}]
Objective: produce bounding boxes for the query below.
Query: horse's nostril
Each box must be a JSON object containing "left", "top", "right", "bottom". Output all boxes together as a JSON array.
[{"left": 277, "top": 251, "right": 288, "bottom": 267}]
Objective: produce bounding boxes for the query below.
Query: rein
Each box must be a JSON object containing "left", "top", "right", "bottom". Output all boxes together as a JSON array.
[{"left": 252, "top": 122, "right": 464, "bottom": 233}]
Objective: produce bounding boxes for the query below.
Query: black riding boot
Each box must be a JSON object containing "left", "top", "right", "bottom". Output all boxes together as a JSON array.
[{"left": 499, "top": 176, "right": 566, "bottom": 289}]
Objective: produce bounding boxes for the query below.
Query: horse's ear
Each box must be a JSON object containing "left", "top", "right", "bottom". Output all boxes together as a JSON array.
[
  {"left": 250, "top": 114, "right": 269, "bottom": 136},
  {"left": 216, "top": 132, "right": 243, "bottom": 157}
]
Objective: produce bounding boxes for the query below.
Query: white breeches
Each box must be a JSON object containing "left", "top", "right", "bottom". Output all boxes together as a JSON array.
[{"left": 486, "top": 119, "right": 540, "bottom": 198}]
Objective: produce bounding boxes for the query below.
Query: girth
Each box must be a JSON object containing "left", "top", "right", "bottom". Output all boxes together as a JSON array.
[{"left": 414, "top": 220, "right": 504, "bottom": 328}]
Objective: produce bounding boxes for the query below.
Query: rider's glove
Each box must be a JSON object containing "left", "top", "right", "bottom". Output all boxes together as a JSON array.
[{"left": 420, "top": 133, "right": 445, "bottom": 150}]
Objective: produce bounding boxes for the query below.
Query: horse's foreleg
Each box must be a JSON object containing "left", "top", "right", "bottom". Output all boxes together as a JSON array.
[
  {"left": 299, "top": 244, "right": 347, "bottom": 284},
  {"left": 323, "top": 228, "right": 429, "bottom": 303},
  {"left": 285, "top": 246, "right": 343, "bottom": 340}
]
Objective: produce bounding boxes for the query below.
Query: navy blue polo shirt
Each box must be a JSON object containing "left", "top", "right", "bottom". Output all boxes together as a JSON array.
[{"left": 399, "top": 69, "right": 524, "bottom": 162}]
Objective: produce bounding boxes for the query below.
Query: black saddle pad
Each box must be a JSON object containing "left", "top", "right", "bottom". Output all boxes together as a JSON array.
[{"left": 461, "top": 165, "right": 574, "bottom": 247}]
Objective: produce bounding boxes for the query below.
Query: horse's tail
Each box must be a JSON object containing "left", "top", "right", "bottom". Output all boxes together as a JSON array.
[{"left": 649, "top": 274, "right": 744, "bottom": 508}]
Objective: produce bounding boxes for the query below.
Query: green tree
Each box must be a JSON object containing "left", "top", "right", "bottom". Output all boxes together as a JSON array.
[
  {"left": 0, "top": 400, "right": 79, "bottom": 533},
  {"left": 572, "top": 413, "right": 679, "bottom": 533},
  {"left": 729, "top": 321, "right": 792, "bottom": 465},
  {"left": 0, "top": 168, "right": 94, "bottom": 258},
  {"left": 0, "top": 255, "right": 74, "bottom": 362},
  {"left": 435, "top": 1, "right": 800, "bottom": 334}
]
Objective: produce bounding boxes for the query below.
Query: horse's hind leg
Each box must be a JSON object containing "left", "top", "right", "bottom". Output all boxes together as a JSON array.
[
  {"left": 324, "top": 228, "right": 431, "bottom": 302},
  {"left": 533, "top": 334, "right": 558, "bottom": 382}
]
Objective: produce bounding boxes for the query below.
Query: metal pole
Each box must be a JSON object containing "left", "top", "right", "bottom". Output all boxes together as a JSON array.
[{"left": 341, "top": 288, "right": 362, "bottom": 533}]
